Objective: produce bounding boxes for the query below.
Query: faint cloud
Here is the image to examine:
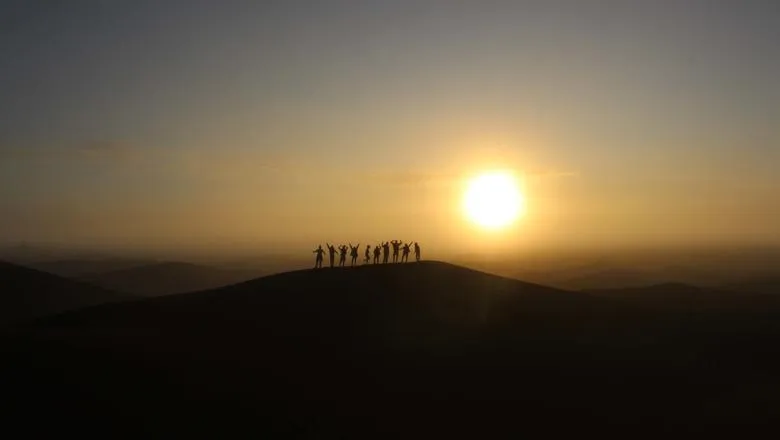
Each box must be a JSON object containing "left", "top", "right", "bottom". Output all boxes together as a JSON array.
[
  {"left": 371, "top": 171, "right": 458, "bottom": 187},
  {"left": 0, "top": 145, "right": 51, "bottom": 158},
  {"left": 75, "top": 140, "right": 139, "bottom": 160},
  {"left": 365, "top": 169, "right": 578, "bottom": 188},
  {"left": 0, "top": 140, "right": 143, "bottom": 161},
  {"left": 526, "top": 170, "right": 580, "bottom": 180}
]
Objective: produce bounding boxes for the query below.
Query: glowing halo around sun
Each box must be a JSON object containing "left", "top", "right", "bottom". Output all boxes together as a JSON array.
[{"left": 463, "top": 171, "right": 526, "bottom": 229}]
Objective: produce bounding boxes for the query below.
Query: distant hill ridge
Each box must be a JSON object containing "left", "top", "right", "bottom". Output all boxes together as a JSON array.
[
  {"left": 0, "top": 260, "right": 131, "bottom": 327},
  {"left": 79, "top": 261, "right": 261, "bottom": 296},
  {"left": 41, "top": 260, "right": 635, "bottom": 341}
]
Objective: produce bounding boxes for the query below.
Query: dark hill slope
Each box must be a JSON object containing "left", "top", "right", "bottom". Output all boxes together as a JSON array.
[
  {"left": 5, "top": 262, "right": 780, "bottom": 437},
  {"left": 80, "top": 261, "right": 261, "bottom": 296},
  {"left": 0, "top": 261, "right": 132, "bottom": 327},
  {"left": 50, "top": 261, "right": 624, "bottom": 330},
  {"left": 29, "top": 258, "right": 153, "bottom": 277},
  {"left": 585, "top": 283, "right": 730, "bottom": 310},
  {"left": 587, "top": 282, "right": 780, "bottom": 314}
]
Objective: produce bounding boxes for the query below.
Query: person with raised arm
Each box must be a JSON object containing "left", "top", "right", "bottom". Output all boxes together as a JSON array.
[
  {"left": 401, "top": 242, "right": 412, "bottom": 263},
  {"left": 349, "top": 243, "right": 360, "bottom": 267},
  {"left": 326, "top": 243, "right": 337, "bottom": 268},
  {"left": 382, "top": 242, "right": 390, "bottom": 264},
  {"left": 313, "top": 245, "right": 325, "bottom": 269},
  {"left": 390, "top": 240, "right": 402, "bottom": 263},
  {"left": 338, "top": 244, "right": 348, "bottom": 267}
]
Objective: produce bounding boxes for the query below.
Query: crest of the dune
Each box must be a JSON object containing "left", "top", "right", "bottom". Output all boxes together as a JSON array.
[{"left": 38, "top": 260, "right": 632, "bottom": 339}]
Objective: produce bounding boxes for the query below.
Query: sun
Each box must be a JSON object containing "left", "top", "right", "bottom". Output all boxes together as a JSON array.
[{"left": 463, "top": 172, "right": 525, "bottom": 229}]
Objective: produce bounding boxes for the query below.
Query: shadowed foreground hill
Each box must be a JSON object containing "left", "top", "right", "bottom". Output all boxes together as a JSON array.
[
  {"left": 4, "top": 261, "right": 780, "bottom": 437},
  {"left": 587, "top": 282, "right": 780, "bottom": 314},
  {"left": 80, "top": 261, "right": 262, "bottom": 296},
  {"left": 0, "top": 261, "right": 132, "bottom": 327}
]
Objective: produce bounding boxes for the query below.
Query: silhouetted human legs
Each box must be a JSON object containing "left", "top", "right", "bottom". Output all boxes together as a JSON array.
[{"left": 314, "top": 246, "right": 325, "bottom": 268}]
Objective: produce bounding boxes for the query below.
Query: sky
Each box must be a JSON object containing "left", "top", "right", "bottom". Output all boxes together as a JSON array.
[{"left": 1, "top": 0, "right": 778, "bottom": 257}]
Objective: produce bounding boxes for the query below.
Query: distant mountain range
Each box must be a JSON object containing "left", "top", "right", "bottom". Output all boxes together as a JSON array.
[
  {"left": 0, "top": 260, "right": 132, "bottom": 327},
  {"left": 30, "top": 258, "right": 155, "bottom": 277},
  {"left": 79, "top": 261, "right": 263, "bottom": 296}
]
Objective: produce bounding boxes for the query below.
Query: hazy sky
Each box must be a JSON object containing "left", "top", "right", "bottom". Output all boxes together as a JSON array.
[{"left": 1, "top": 0, "right": 778, "bottom": 256}]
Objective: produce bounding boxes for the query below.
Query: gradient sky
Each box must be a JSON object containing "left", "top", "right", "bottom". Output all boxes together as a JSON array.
[{"left": 1, "top": 0, "right": 778, "bottom": 256}]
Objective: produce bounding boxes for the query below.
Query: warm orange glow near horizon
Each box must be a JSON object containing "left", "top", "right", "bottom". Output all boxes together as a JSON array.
[{"left": 463, "top": 171, "right": 526, "bottom": 230}]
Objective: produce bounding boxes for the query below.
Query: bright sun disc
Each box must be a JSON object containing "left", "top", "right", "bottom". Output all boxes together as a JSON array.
[{"left": 463, "top": 172, "right": 525, "bottom": 229}]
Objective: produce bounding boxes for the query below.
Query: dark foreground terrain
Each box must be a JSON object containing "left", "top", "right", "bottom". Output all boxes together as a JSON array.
[{"left": 4, "top": 262, "right": 780, "bottom": 437}]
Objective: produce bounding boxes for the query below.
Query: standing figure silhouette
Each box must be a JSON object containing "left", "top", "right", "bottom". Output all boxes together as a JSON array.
[
  {"left": 338, "top": 245, "right": 348, "bottom": 267},
  {"left": 373, "top": 245, "right": 381, "bottom": 264},
  {"left": 326, "top": 243, "right": 337, "bottom": 268},
  {"left": 390, "top": 240, "right": 402, "bottom": 263},
  {"left": 414, "top": 242, "right": 421, "bottom": 262},
  {"left": 382, "top": 242, "right": 390, "bottom": 264},
  {"left": 401, "top": 242, "right": 412, "bottom": 263},
  {"left": 313, "top": 245, "right": 325, "bottom": 269},
  {"left": 349, "top": 243, "right": 360, "bottom": 267},
  {"left": 364, "top": 245, "right": 371, "bottom": 264}
]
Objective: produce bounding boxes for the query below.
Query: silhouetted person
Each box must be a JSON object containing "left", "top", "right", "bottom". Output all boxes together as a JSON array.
[
  {"left": 349, "top": 243, "right": 360, "bottom": 267},
  {"left": 373, "top": 245, "right": 381, "bottom": 264},
  {"left": 414, "top": 242, "right": 421, "bottom": 262},
  {"left": 391, "top": 240, "right": 402, "bottom": 263},
  {"left": 364, "top": 245, "right": 371, "bottom": 264},
  {"left": 326, "top": 243, "right": 337, "bottom": 268},
  {"left": 313, "top": 245, "right": 325, "bottom": 269},
  {"left": 382, "top": 242, "right": 390, "bottom": 264},
  {"left": 338, "top": 245, "right": 348, "bottom": 267},
  {"left": 401, "top": 242, "right": 412, "bottom": 263}
]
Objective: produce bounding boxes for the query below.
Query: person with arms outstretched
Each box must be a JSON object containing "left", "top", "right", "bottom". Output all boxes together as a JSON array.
[
  {"left": 313, "top": 245, "right": 325, "bottom": 269},
  {"left": 414, "top": 242, "right": 421, "bottom": 262},
  {"left": 401, "top": 242, "right": 412, "bottom": 263},
  {"left": 338, "top": 245, "right": 348, "bottom": 267},
  {"left": 390, "top": 240, "right": 402, "bottom": 263},
  {"left": 382, "top": 242, "right": 390, "bottom": 264},
  {"left": 349, "top": 243, "right": 360, "bottom": 267},
  {"left": 373, "top": 244, "right": 381, "bottom": 264},
  {"left": 326, "top": 243, "right": 337, "bottom": 268}
]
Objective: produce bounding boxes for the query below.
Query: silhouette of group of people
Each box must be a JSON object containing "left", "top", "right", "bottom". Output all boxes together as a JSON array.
[{"left": 313, "top": 241, "right": 421, "bottom": 269}]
